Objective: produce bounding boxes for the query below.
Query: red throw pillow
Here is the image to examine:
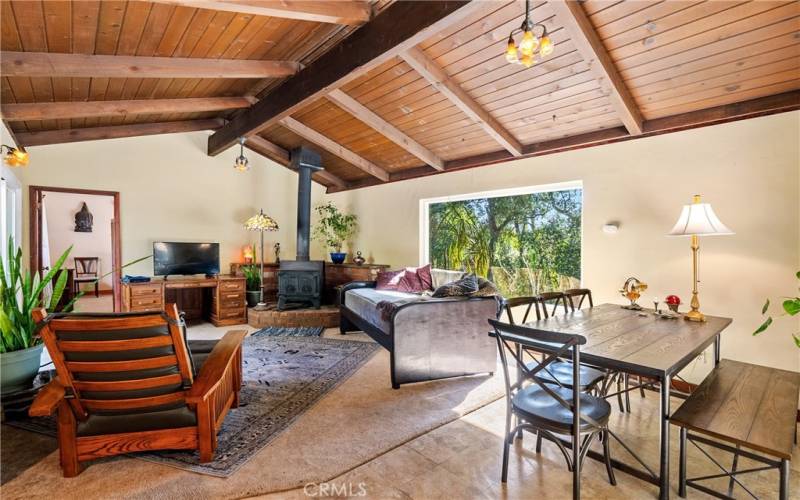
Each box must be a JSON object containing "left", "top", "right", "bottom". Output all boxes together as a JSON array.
[
  {"left": 397, "top": 271, "right": 423, "bottom": 293},
  {"left": 397, "top": 264, "right": 433, "bottom": 293},
  {"left": 415, "top": 264, "right": 433, "bottom": 290},
  {"left": 376, "top": 269, "right": 405, "bottom": 290}
]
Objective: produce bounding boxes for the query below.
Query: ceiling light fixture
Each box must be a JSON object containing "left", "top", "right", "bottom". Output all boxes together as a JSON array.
[
  {"left": 1, "top": 144, "right": 29, "bottom": 167},
  {"left": 234, "top": 136, "right": 249, "bottom": 172},
  {"left": 505, "top": 0, "right": 554, "bottom": 68}
]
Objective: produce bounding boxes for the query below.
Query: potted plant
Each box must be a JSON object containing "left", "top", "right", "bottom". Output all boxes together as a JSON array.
[
  {"left": 754, "top": 271, "right": 800, "bottom": 348},
  {"left": 0, "top": 236, "right": 74, "bottom": 394},
  {"left": 313, "top": 202, "right": 357, "bottom": 264},
  {"left": 242, "top": 263, "right": 262, "bottom": 307}
]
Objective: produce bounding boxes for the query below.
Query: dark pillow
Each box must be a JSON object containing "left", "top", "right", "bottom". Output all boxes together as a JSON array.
[
  {"left": 376, "top": 269, "right": 405, "bottom": 290},
  {"left": 432, "top": 274, "right": 479, "bottom": 298},
  {"left": 471, "top": 277, "right": 501, "bottom": 297}
]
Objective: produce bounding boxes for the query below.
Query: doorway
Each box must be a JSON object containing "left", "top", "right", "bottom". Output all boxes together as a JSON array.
[{"left": 29, "top": 186, "right": 121, "bottom": 312}]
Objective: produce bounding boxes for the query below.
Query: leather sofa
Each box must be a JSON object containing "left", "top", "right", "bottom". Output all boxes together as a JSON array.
[{"left": 339, "top": 270, "right": 499, "bottom": 389}]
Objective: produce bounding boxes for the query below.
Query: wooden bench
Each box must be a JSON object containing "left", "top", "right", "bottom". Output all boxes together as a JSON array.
[{"left": 670, "top": 359, "right": 800, "bottom": 500}]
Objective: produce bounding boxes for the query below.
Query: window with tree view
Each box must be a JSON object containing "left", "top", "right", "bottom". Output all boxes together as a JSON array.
[{"left": 426, "top": 186, "right": 582, "bottom": 298}]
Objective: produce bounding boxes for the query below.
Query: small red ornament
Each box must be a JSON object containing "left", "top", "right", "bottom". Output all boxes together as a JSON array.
[{"left": 665, "top": 295, "right": 681, "bottom": 312}]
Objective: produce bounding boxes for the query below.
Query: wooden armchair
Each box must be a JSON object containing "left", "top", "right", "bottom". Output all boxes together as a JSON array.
[{"left": 29, "top": 304, "right": 245, "bottom": 477}]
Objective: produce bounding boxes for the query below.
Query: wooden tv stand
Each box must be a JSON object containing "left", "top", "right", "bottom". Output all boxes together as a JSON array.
[{"left": 120, "top": 275, "right": 246, "bottom": 326}]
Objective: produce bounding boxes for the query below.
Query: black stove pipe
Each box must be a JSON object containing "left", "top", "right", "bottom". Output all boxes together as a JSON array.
[{"left": 290, "top": 147, "right": 322, "bottom": 261}]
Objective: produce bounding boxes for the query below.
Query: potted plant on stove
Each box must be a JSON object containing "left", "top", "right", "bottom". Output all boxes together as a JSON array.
[
  {"left": 242, "top": 262, "right": 262, "bottom": 308},
  {"left": 313, "top": 202, "right": 357, "bottom": 264},
  {"left": 0, "top": 236, "right": 74, "bottom": 395}
]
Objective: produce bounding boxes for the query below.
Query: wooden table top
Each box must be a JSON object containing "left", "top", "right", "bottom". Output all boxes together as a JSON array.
[
  {"left": 518, "top": 303, "right": 733, "bottom": 377},
  {"left": 670, "top": 359, "right": 800, "bottom": 459}
]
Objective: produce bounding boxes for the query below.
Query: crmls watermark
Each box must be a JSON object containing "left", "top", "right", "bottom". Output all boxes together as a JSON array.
[{"left": 303, "top": 481, "right": 368, "bottom": 497}]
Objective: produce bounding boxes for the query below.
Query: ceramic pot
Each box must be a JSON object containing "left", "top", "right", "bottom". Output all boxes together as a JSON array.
[
  {"left": 330, "top": 252, "right": 347, "bottom": 264},
  {"left": 0, "top": 343, "right": 44, "bottom": 395},
  {"left": 246, "top": 290, "right": 261, "bottom": 307}
]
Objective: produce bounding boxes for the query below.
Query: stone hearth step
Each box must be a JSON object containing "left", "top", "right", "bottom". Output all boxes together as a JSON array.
[{"left": 247, "top": 304, "right": 339, "bottom": 328}]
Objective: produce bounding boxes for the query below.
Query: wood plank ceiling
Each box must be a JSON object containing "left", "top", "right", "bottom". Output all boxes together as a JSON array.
[{"left": 2, "top": 0, "right": 799, "bottom": 191}]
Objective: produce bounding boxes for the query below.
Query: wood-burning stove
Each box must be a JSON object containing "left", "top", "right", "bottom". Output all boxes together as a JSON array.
[{"left": 277, "top": 147, "right": 324, "bottom": 310}]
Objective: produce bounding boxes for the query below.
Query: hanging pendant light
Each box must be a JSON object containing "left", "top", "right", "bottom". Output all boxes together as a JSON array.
[
  {"left": 505, "top": 0, "right": 554, "bottom": 67},
  {"left": 1, "top": 144, "right": 29, "bottom": 167},
  {"left": 233, "top": 136, "right": 250, "bottom": 172}
]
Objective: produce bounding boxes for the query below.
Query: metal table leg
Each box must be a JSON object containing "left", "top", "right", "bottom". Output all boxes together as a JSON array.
[
  {"left": 780, "top": 459, "right": 789, "bottom": 500},
  {"left": 714, "top": 334, "right": 721, "bottom": 366},
  {"left": 660, "top": 375, "right": 672, "bottom": 500},
  {"left": 678, "top": 427, "right": 687, "bottom": 498}
]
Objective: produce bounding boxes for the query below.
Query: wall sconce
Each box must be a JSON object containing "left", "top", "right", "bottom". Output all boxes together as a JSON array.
[
  {"left": 1, "top": 144, "right": 29, "bottom": 167},
  {"left": 602, "top": 223, "right": 619, "bottom": 234}
]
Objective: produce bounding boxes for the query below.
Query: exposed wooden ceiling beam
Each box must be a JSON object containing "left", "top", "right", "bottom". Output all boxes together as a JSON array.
[
  {"left": 15, "top": 119, "right": 225, "bottom": 147},
  {"left": 207, "top": 1, "right": 484, "bottom": 156},
  {"left": 400, "top": 47, "right": 524, "bottom": 157},
  {"left": 280, "top": 116, "right": 390, "bottom": 182},
  {"left": 1, "top": 97, "right": 255, "bottom": 121},
  {"left": 151, "top": 0, "right": 371, "bottom": 25},
  {"left": 0, "top": 52, "right": 301, "bottom": 79},
  {"left": 327, "top": 89, "right": 444, "bottom": 171},
  {"left": 245, "top": 135, "right": 348, "bottom": 189},
  {"left": 325, "top": 90, "right": 800, "bottom": 193},
  {"left": 548, "top": 0, "right": 643, "bottom": 135}
]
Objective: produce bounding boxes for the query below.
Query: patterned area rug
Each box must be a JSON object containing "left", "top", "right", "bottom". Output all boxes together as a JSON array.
[
  {"left": 251, "top": 326, "right": 323, "bottom": 337},
  {"left": 7, "top": 335, "right": 379, "bottom": 477}
]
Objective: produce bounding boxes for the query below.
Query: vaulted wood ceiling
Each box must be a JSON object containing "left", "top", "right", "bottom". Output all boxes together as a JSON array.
[{"left": 2, "top": 1, "right": 799, "bottom": 191}]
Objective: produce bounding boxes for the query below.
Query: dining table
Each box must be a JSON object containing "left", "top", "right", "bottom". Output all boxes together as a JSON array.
[{"left": 515, "top": 302, "right": 733, "bottom": 499}]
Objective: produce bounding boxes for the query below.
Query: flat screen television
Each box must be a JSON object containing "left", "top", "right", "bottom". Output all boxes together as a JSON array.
[{"left": 153, "top": 242, "right": 220, "bottom": 277}]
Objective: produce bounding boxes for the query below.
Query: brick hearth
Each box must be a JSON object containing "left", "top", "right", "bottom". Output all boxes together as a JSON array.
[{"left": 247, "top": 304, "right": 340, "bottom": 328}]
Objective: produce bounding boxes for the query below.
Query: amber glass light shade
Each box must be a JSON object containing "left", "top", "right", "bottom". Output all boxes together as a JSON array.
[
  {"left": 505, "top": 37, "right": 518, "bottom": 64},
  {"left": 539, "top": 35, "right": 554, "bottom": 56},
  {"left": 520, "top": 54, "right": 534, "bottom": 68},
  {"left": 3, "top": 147, "right": 28, "bottom": 167},
  {"left": 519, "top": 30, "right": 538, "bottom": 56}
]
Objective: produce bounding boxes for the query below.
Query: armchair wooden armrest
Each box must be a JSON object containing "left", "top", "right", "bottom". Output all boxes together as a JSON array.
[
  {"left": 29, "top": 379, "right": 66, "bottom": 417},
  {"left": 186, "top": 329, "right": 247, "bottom": 403}
]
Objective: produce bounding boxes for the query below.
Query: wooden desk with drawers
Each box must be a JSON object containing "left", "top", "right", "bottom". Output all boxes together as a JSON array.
[{"left": 120, "top": 275, "right": 246, "bottom": 326}]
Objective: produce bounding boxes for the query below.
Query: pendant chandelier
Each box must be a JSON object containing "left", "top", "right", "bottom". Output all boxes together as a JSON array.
[
  {"left": 505, "top": 0, "right": 554, "bottom": 68},
  {"left": 1, "top": 144, "right": 29, "bottom": 167},
  {"left": 233, "top": 136, "right": 249, "bottom": 172}
]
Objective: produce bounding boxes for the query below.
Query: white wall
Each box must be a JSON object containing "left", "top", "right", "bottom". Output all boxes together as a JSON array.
[
  {"left": 327, "top": 112, "right": 800, "bottom": 379},
  {"left": 43, "top": 191, "right": 114, "bottom": 289},
  {"left": 15, "top": 131, "right": 327, "bottom": 278},
  {"left": 11, "top": 113, "right": 799, "bottom": 379}
]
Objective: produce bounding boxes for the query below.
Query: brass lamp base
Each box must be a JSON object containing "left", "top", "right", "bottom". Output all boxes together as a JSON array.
[{"left": 684, "top": 309, "right": 706, "bottom": 322}]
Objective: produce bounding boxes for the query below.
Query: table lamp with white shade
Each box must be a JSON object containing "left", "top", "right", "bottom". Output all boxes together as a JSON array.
[
  {"left": 244, "top": 209, "right": 279, "bottom": 310},
  {"left": 668, "top": 195, "right": 733, "bottom": 322}
]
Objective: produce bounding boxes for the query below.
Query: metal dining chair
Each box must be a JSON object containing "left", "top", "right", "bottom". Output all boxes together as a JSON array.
[
  {"left": 490, "top": 319, "right": 616, "bottom": 499},
  {"left": 504, "top": 294, "right": 606, "bottom": 393}
]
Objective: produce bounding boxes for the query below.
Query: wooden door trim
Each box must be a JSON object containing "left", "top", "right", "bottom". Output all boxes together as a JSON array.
[{"left": 29, "top": 186, "right": 122, "bottom": 312}]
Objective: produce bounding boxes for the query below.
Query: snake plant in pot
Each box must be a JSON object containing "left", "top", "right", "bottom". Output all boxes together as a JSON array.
[
  {"left": 242, "top": 263, "right": 262, "bottom": 307},
  {"left": 0, "top": 236, "right": 75, "bottom": 394}
]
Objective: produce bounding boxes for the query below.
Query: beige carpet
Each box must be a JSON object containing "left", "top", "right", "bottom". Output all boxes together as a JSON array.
[{"left": 2, "top": 349, "right": 504, "bottom": 500}]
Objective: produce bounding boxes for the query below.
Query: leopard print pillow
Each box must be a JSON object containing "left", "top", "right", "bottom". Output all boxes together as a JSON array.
[{"left": 432, "top": 274, "right": 479, "bottom": 298}]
